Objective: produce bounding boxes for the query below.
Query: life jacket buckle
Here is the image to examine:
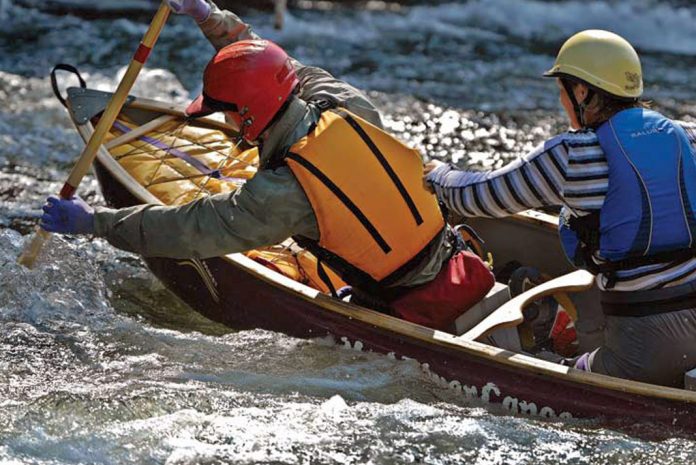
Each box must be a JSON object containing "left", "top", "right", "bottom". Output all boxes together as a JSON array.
[{"left": 311, "top": 98, "right": 337, "bottom": 112}]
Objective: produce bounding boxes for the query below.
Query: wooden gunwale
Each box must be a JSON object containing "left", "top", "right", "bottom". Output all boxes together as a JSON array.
[{"left": 80, "top": 97, "right": 696, "bottom": 408}]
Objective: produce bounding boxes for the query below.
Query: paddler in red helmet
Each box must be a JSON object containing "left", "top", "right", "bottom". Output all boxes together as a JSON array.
[
  {"left": 41, "top": 0, "right": 495, "bottom": 331},
  {"left": 424, "top": 30, "right": 696, "bottom": 386}
]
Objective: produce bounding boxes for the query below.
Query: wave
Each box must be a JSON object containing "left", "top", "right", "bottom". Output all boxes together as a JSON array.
[
  {"left": 440, "top": 0, "right": 696, "bottom": 56},
  {"left": 258, "top": 0, "right": 696, "bottom": 57}
]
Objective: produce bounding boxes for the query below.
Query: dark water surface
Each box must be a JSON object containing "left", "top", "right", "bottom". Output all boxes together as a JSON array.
[{"left": 1, "top": 1, "right": 696, "bottom": 463}]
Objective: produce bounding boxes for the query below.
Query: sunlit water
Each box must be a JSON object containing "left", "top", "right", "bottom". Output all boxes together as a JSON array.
[{"left": 1, "top": 1, "right": 696, "bottom": 463}]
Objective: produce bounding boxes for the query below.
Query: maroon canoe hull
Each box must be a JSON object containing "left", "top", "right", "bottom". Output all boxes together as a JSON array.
[{"left": 93, "top": 159, "right": 696, "bottom": 438}]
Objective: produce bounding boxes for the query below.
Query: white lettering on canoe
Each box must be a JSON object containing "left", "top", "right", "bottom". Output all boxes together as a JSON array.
[
  {"left": 519, "top": 401, "right": 538, "bottom": 416},
  {"left": 463, "top": 384, "right": 478, "bottom": 399},
  {"left": 481, "top": 382, "right": 501, "bottom": 403},
  {"left": 418, "top": 361, "right": 574, "bottom": 419},
  {"left": 503, "top": 396, "right": 519, "bottom": 414},
  {"left": 334, "top": 336, "right": 574, "bottom": 420}
]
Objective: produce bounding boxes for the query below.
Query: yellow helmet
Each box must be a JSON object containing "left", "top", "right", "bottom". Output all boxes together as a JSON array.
[{"left": 544, "top": 29, "right": 643, "bottom": 99}]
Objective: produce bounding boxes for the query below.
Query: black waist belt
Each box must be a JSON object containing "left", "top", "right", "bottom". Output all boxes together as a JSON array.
[{"left": 601, "top": 280, "right": 696, "bottom": 317}]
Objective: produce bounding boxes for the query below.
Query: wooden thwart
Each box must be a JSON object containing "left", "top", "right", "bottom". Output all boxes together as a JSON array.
[
  {"left": 104, "top": 114, "right": 177, "bottom": 150},
  {"left": 459, "top": 269, "right": 595, "bottom": 342}
]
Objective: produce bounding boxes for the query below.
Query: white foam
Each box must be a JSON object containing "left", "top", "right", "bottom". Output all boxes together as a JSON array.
[
  {"left": 254, "top": 1, "right": 696, "bottom": 57},
  {"left": 443, "top": 0, "right": 696, "bottom": 56}
]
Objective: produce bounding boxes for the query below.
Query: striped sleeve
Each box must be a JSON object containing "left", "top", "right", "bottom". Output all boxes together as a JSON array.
[{"left": 426, "top": 135, "right": 574, "bottom": 218}]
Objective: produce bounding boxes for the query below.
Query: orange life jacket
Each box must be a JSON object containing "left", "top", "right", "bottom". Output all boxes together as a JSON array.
[{"left": 285, "top": 108, "right": 445, "bottom": 295}]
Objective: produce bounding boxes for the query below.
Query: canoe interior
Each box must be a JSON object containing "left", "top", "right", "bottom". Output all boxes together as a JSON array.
[
  {"left": 467, "top": 215, "right": 605, "bottom": 350},
  {"left": 74, "top": 92, "right": 696, "bottom": 435}
]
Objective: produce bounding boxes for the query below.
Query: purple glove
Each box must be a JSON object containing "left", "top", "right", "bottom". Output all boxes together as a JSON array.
[
  {"left": 40, "top": 195, "right": 95, "bottom": 235},
  {"left": 167, "top": 0, "right": 211, "bottom": 23}
]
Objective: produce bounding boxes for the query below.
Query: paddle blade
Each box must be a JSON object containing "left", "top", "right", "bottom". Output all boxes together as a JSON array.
[{"left": 17, "top": 227, "right": 51, "bottom": 269}]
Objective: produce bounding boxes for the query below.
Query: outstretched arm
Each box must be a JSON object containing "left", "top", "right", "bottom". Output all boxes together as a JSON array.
[
  {"left": 425, "top": 134, "right": 581, "bottom": 218},
  {"left": 93, "top": 168, "right": 317, "bottom": 259},
  {"left": 43, "top": 169, "right": 318, "bottom": 259}
]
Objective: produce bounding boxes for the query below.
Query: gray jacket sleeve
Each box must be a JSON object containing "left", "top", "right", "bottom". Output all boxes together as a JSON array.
[
  {"left": 198, "top": 4, "right": 383, "bottom": 128},
  {"left": 198, "top": 3, "right": 260, "bottom": 49},
  {"left": 93, "top": 167, "right": 318, "bottom": 259},
  {"left": 295, "top": 66, "right": 383, "bottom": 129}
]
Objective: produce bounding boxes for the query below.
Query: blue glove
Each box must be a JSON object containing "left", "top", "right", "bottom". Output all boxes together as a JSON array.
[
  {"left": 166, "top": 0, "right": 211, "bottom": 23},
  {"left": 40, "top": 195, "right": 95, "bottom": 235}
]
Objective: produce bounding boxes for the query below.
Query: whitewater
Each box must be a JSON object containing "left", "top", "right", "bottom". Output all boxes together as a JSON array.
[{"left": 1, "top": 1, "right": 696, "bottom": 463}]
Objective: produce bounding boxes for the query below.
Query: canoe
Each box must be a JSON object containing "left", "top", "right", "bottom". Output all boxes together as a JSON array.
[{"left": 59, "top": 84, "right": 696, "bottom": 437}]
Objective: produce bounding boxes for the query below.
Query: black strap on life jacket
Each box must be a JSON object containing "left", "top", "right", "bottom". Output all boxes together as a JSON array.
[
  {"left": 286, "top": 151, "right": 393, "bottom": 254},
  {"left": 568, "top": 211, "right": 696, "bottom": 283},
  {"left": 567, "top": 212, "right": 602, "bottom": 273},
  {"left": 264, "top": 97, "right": 340, "bottom": 170},
  {"left": 316, "top": 258, "right": 338, "bottom": 298},
  {"left": 601, "top": 280, "right": 696, "bottom": 317},
  {"left": 293, "top": 226, "right": 450, "bottom": 302},
  {"left": 283, "top": 99, "right": 453, "bottom": 299},
  {"left": 331, "top": 108, "right": 424, "bottom": 227}
]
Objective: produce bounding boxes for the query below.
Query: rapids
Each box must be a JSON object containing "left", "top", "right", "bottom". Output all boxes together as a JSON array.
[{"left": 1, "top": 1, "right": 696, "bottom": 463}]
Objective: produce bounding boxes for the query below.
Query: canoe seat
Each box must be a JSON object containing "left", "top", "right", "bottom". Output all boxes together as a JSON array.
[
  {"left": 458, "top": 270, "right": 595, "bottom": 343},
  {"left": 454, "top": 281, "right": 510, "bottom": 336}
]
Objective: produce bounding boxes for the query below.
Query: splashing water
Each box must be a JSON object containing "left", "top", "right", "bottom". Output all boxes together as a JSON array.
[{"left": 2, "top": 1, "right": 696, "bottom": 463}]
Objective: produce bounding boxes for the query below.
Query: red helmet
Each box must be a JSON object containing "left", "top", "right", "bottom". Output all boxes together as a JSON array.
[{"left": 186, "top": 40, "right": 299, "bottom": 141}]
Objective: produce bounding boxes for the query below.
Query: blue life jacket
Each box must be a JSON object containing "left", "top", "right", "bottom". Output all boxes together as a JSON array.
[{"left": 560, "top": 108, "right": 696, "bottom": 273}]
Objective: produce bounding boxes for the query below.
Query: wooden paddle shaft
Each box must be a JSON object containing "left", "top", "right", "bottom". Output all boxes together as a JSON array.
[
  {"left": 17, "top": 1, "right": 171, "bottom": 268},
  {"left": 61, "top": 3, "right": 170, "bottom": 198}
]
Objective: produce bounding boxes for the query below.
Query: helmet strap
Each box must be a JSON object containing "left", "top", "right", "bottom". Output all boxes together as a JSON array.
[
  {"left": 561, "top": 79, "right": 597, "bottom": 128},
  {"left": 561, "top": 79, "right": 584, "bottom": 128},
  {"left": 578, "top": 88, "right": 595, "bottom": 127}
]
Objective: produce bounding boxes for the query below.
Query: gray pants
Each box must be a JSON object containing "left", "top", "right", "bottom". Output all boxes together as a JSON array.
[{"left": 584, "top": 308, "right": 696, "bottom": 387}]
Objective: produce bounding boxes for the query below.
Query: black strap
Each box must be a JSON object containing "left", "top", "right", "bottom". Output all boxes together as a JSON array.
[
  {"left": 293, "top": 227, "right": 448, "bottom": 302},
  {"left": 293, "top": 234, "right": 386, "bottom": 298},
  {"left": 309, "top": 97, "right": 338, "bottom": 112},
  {"left": 287, "top": 152, "right": 392, "bottom": 254},
  {"left": 603, "top": 280, "right": 696, "bottom": 305},
  {"left": 567, "top": 212, "right": 601, "bottom": 272},
  {"left": 597, "top": 248, "right": 696, "bottom": 274},
  {"left": 51, "top": 64, "right": 86, "bottom": 108},
  {"left": 317, "top": 259, "right": 338, "bottom": 298},
  {"left": 601, "top": 283, "right": 696, "bottom": 317},
  {"left": 559, "top": 77, "right": 598, "bottom": 129},
  {"left": 561, "top": 79, "right": 584, "bottom": 128},
  {"left": 568, "top": 212, "right": 600, "bottom": 249},
  {"left": 332, "top": 109, "right": 424, "bottom": 226},
  {"left": 566, "top": 211, "right": 696, "bottom": 277}
]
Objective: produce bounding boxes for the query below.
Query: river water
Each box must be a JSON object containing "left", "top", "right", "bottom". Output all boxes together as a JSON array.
[{"left": 1, "top": 1, "right": 696, "bottom": 463}]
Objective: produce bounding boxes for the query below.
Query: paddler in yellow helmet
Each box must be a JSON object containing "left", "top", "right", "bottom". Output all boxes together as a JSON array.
[
  {"left": 425, "top": 30, "right": 696, "bottom": 387},
  {"left": 41, "top": 0, "right": 495, "bottom": 331}
]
